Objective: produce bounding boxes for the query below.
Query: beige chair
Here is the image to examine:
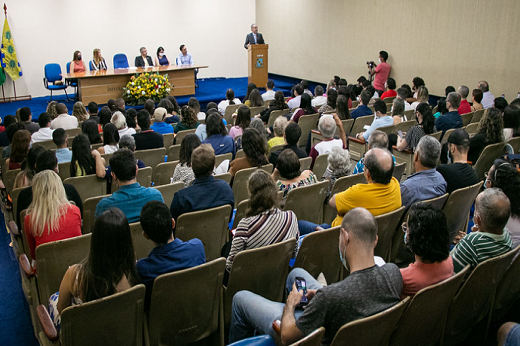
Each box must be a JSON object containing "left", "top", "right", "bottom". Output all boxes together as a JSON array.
[
  {"left": 129, "top": 221, "right": 154, "bottom": 259},
  {"left": 91, "top": 142, "right": 103, "bottom": 150},
  {"left": 153, "top": 161, "right": 179, "bottom": 186},
  {"left": 464, "top": 122, "right": 478, "bottom": 136},
  {"left": 101, "top": 152, "right": 113, "bottom": 166},
  {"left": 472, "top": 142, "right": 505, "bottom": 180},
  {"left": 134, "top": 147, "right": 166, "bottom": 170},
  {"left": 176, "top": 204, "right": 232, "bottom": 261},
  {"left": 38, "top": 284, "right": 146, "bottom": 346},
  {"left": 442, "top": 181, "right": 483, "bottom": 242},
  {"left": 147, "top": 258, "right": 226, "bottom": 346},
  {"left": 269, "top": 144, "right": 284, "bottom": 155},
  {"left": 163, "top": 132, "right": 175, "bottom": 149},
  {"left": 65, "top": 127, "right": 82, "bottom": 138},
  {"left": 403, "top": 109, "right": 414, "bottom": 120},
  {"left": 384, "top": 96, "right": 396, "bottom": 104},
  {"left": 298, "top": 114, "right": 320, "bottom": 148},
  {"left": 3, "top": 168, "right": 20, "bottom": 196},
  {"left": 235, "top": 149, "right": 245, "bottom": 159},
  {"left": 386, "top": 103, "right": 393, "bottom": 113},
  {"left": 492, "top": 245, "right": 520, "bottom": 322},
  {"left": 393, "top": 148, "right": 414, "bottom": 177},
  {"left": 393, "top": 120, "right": 416, "bottom": 134},
  {"left": 215, "top": 152, "right": 233, "bottom": 168},
  {"left": 232, "top": 165, "right": 273, "bottom": 207},
  {"left": 440, "top": 128, "right": 456, "bottom": 145},
  {"left": 443, "top": 249, "right": 520, "bottom": 346},
  {"left": 284, "top": 180, "right": 329, "bottom": 224},
  {"left": 290, "top": 327, "right": 325, "bottom": 346},
  {"left": 470, "top": 109, "right": 485, "bottom": 123},
  {"left": 215, "top": 172, "right": 232, "bottom": 184},
  {"left": 63, "top": 174, "right": 107, "bottom": 202},
  {"left": 10, "top": 187, "right": 24, "bottom": 225},
  {"left": 267, "top": 109, "right": 290, "bottom": 128},
  {"left": 174, "top": 129, "right": 197, "bottom": 145},
  {"left": 374, "top": 206, "right": 405, "bottom": 262},
  {"left": 377, "top": 124, "right": 395, "bottom": 136},
  {"left": 312, "top": 153, "right": 329, "bottom": 179},
  {"left": 351, "top": 100, "right": 359, "bottom": 108},
  {"left": 429, "top": 131, "right": 443, "bottom": 142},
  {"left": 299, "top": 157, "right": 312, "bottom": 171},
  {"left": 33, "top": 139, "right": 56, "bottom": 150},
  {"left": 330, "top": 297, "right": 410, "bottom": 346},
  {"left": 57, "top": 161, "right": 71, "bottom": 181},
  {"left": 232, "top": 191, "right": 283, "bottom": 230},
  {"left": 152, "top": 182, "right": 184, "bottom": 207},
  {"left": 507, "top": 137, "right": 520, "bottom": 153},
  {"left": 249, "top": 106, "right": 266, "bottom": 117},
  {"left": 392, "top": 162, "right": 407, "bottom": 181},
  {"left": 112, "top": 166, "right": 152, "bottom": 193},
  {"left": 18, "top": 253, "right": 42, "bottom": 339},
  {"left": 461, "top": 112, "right": 474, "bottom": 126},
  {"left": 322, "top": 173, "right": 367, "bottom": 225},
  {"left": 224, "top": 238, "right": 296, "bottom": 327},
  {"left": 348, "top": 115, "right": 374, "bottom": 137},
  {"left": 167, "top": 144, "right": 181, "bottom": 162},
  {"left": 292, "top": 226, "right": 342, "bottom": 285},
  {"left": 338, "top": 119, "right": 354, "bottom": 136},
  {"left": 35, "top": 234, "right": 92, "bottom": 306},
  {"left": 224, "top": 104, "right": 242, "bottom": 125},
  {"left": 389, "top": 266, "right": 469, "bottom": 346},
  {"left": 347, "top": 136, "right": 367, "bottom": 162},
  {"left": 82, "top": 194, "right": 110, "bottom": 234}
]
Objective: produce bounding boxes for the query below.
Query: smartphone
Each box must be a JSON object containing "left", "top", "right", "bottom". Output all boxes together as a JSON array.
[
  {"left": 397, "top": 130, "right": 404, "bottom": 139},
  {"left": 295, "top": 276, "right": 309, "bottom": 308}
]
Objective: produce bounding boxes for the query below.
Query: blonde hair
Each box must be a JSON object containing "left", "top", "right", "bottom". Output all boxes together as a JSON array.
[
  {"left": 28, "top": 170, "right": 71, "bottom": 237},
  {"left": 417, "top": 86, "right": 429, "bottom": 104},
  {"left": 73, "top": 102, "right": 89, "bottom": 122},
  {"left": 93, "top": 48, "right": 101, "bottom": 65}
]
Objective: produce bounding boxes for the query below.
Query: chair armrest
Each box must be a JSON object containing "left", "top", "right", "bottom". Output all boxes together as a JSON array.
[
  {"left": 19, "top": 254, "right": 35, "bottom": 277},
  {"left": 43, "top": 78, "right": 49, "bottom": 88},
  {"left": 8, "top": 220, "right": 20, "bottom": 236},
  {"left": 310, "top": 129, "right": 321, "bottom": 136},
  {"left": 392, "top": 145, "right": 413, "bottom": 154},
  {"left": 348, "top": 136, "right": 366, "bottom": 145},
  {"left": 37, "top": 305, "right": 59, "bottom": 341}
]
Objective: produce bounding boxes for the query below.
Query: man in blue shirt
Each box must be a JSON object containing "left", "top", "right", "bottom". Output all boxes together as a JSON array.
[
  {"left": 350, "top": 90, "right": 374, "bottom": 119},
  {"left": 353, "top": 130, "right": 396, "bottom": 174},
  {"left": 170, "top": 144, "right": 234, "bottom": 221},
  {"left": 150, "top": 107, "right": 174, "bottom": 134},
  {"left": 52, "top": 128, "right": 72, "bottom": 163},
  {"left": 400, "top": 136, "right": 447, "bottom": 209},
  {"left": 356, "top": 100, "right": 393, "bottom": 141},
  {"left": 137, "top": 201, "right": 205, "bottom": 301},
  {"left": 435, "top": 92, "right": 463, "bottom": 135},
  {"left": 95, "top": 149, "right": 163, "bottom": 222},
  {"left": 176, "top": 44, "right": 194, "bottom": 65}
]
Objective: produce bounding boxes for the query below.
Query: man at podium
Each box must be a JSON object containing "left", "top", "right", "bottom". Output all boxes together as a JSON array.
[{"left": 244, "top": 23, "right": 265, "bottom": 49}]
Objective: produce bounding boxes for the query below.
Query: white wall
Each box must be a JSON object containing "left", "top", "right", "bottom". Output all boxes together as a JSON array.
[{"left": 2, "top": 0, "right": 256, "bottom": 98}]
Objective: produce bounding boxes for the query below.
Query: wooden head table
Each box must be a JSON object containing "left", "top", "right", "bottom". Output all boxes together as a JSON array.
[{"left": 67, "top": 65, "right": 208, "bottom": 104}]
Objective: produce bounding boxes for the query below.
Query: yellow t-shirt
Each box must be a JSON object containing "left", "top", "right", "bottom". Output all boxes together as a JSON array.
[
  {"left": 331, "top": 177, "right": 402, "bottom": 227},
  {"left": 267, "top": 136, "right": 285, "bottom": 153}
]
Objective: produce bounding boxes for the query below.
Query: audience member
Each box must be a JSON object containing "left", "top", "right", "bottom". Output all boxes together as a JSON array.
[
  {"left": 494, "top": 97, "right": 509, "bottom": 114},
  {"left": 52, "top": 128, "right": 72, "bottom": 163},
  {"left": 445, "top": 86, "right": 456, "bottom": 96},
  {"left": 257, "top": 91, "right": 289, "bottom": 123},
  {"left": 19, "top": 107, "right": 39, "bottom": 134},
  {"left": 400, "top": 136, "right": 446, "bottom": 209},
  {"left": 87, "top": 102, "right": 99, "bottom": 121},
  {"left": 31, "top": 113, "right": 53, "bottom": 144},
  {"left": 400, "top": 204, "right": 453, "bottom": 297},
  {"left": 173, "top": 106, "right": 199, "bottom": 133},
  {"left": 70, "top": 134, "right": 105, "bottom": 177},
  {"left": 321, "top": 146, "right": 352, "bottom": 200},
  {"left": 229, "top": 106, "right": 251, "bottom": 140},
  {"left": 202, "top": 113, "right": 235, "bottom": 156},
  {"left": 411, "top": 77, "right": 425, "bottom": 100},
  {"left": 468, "top": 107, "right": 504, "bottom": 164},
  {"left": 81, "top": 120, "right": 102, "bottom": 145},
  {"left": 51, "top": 103, "right": 78, "bottom": 130},
  {"left": 218, "top": 88, "right": 242, "bottom": 116},
  {"left": 273, "top": 149, "right": 318, "bottom": 199},
  {"left": 287, "top": 84, "right": 303, "bottom": 109},
  {"left": 171, "top": 134, "right": 200, "bottom": 187},
  {"left": 135, "top": 46, "right": 153, "bottom": 67},
  {"left": 410, "top": 86, "right": 429, "bottom": 111},
  {"left": 396, "top": 87, "right": 414, "bottom": 111},
  {"left": 98, "top": 106, "right": 112, "bottom": 127},
  {"left": 149, "top": 107, "right": 173, "bottom": 135},
  {"left": 435, "top": 92, "right": 463, "bottom": 135},
  {"left": 267, "top": 116, "right": 288, "bottom": 152},
  {"left": 170, "top": 144, "right": 234, "bottom": 221},
  {"left": 356, "top": 100, "right": 393, "bottom": 141},
  {"left": 262, "top": 80, "right": 276, "bottom": 101},
  {"left": 229, "top": 128, "right": 268, "bottom": 178},
  {"left": 311, "top": 85, "right": 327, "bottom": 108},
  {"left": 370, "top": 50, "right": 391, "bottom": 96},
  {"left": 72, "top": 101, "right": 89, "bottom": 122},
  {"left": 291, "top": 94, "right": 316, "bottom": 123},
  {"left": 188, "top": 97, "right": 205, "bottom": 121},
  {"left": 0, "top": 115, "right": 16, "bottom": 147},
  {"left": 392, "top": 98, "right": 406, "bottom": 124},
  {"left": 380, "top": 78, "right": 397, "bottom": 100},
  {"left": 245, "top": 89, "right": 264, "bottom": 108},
  {"left": 269, "top": 122, "right": 308, "bottom": 165},
  {"left": 98, "top": 123, "right": 120, "bottom": 154},
  {"left": 503, "top": 106, "right": 520, "bottom": 140},
  {"left": 111, "top": 111, "right": 136, "bottom": 137},
  {"left": 471, "top": 89, "right": 484, "bottom": 112},
  {"left": 478, "top": 80, "right": 495, "bottom": 109},
  {"left": 133, "top": 110, "right": 164, "bottom": 150},
  {"left": 242, "top": 83, "right": 258, "bottom": 104},
  {"left": 318, "top": 88, "right": 338, "bottom": 114},
  {"left": 437, "top": 129, "right": 478, "bottom": 193},
  {"left": 13, "top": 145, "right": 45, "bottom": 189},
  {"left": 46, "top": 101, "right": 59, "bottom": 120},
  {"left": 301, "top": 80, "right": 313, "bottom": 96},
  {"left": 350, "top": 90, "right": 373, "bottom": 119},
  {"left": 158, "top": 98, "right": 180, "bottom": 124},
  {"left": 2, "top": 122, "right": 26, "bottom": 158},
  {"left": 396, "top": 102, "right": 436, "bottom": 152},
  {"left": 451, "top": 188, "right": 513, "bottom": 272},
  {"left": 458, "top": 85, "right": 471, "bottom": 115},
  {"left": 309, "top": 114, "right": 346, "bottom": 166},
  {"left": 95, "top": 149, "right": 163, "bottom": 222},
  {"left": 353, "top": 130, "right": 395, "bottom": 174},
  {"left": 228, "top": 207, "right": 402, "bottom": 345},
  {"left": 8, "top": 129, "right": 31, "bottom": 170},
  {"left": 433, "top": 97, "right": 448, "bottom": 118}
]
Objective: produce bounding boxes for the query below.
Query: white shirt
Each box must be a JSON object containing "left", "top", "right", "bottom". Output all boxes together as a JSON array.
[
  {"left": 218, "top": 98, "right": 242, "bottom": 115},
  {"left": 118, "top": 127, "right": 136, "bottom": 138},
  {"left": 197, "top": 112, "right": 206, "bottom": 121},
  {"left": 262, "top": 90, "right": 275, "bottom": 101},
  {"left": 51, "top": 114, "right": 78, "bottom": 130},
  {"left": 31, "top": 127, "right": 54, "bottom": 144},
  {"left": 314, "top": 138, "right": 343, "bottom": 156},
  {"left": 311, "top": 95, "right": 327, "bottom": 108},
  {"left": 287, "top": 95, "right": 301, "bottom": 110},
  {"left": 103, "top": 144, "right": 119, "bottom": 154},
  {"left": 481, "top": 91, "right": 495, "bottom": 109}
]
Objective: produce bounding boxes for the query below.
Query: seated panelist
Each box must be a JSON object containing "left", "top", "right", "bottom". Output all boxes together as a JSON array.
[
  {"left": 90, "top": 48, "right": 107, "bottom": 71},
  {"left": 155, "top": 46, "right": 170, "bottom": 66},
  {"left": 135, "top": 47, "right": 153, "bottom": 68}
]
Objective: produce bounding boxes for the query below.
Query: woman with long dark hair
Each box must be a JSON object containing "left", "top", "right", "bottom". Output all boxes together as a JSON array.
[
  {"left": 50, "top": 208, "right": 140, "bottom": 328},
  {"left": 229, "top": 106, "right": 251, "bottom": 140},
  {"left": 13, "top": 145, "right": 45, "bottom": 189},
  {"left": 202, "top": 113, "right": 235, "bottom": 156},
  {"left": 229, "top": 128, "right": 268, "bottom": 178},
  {"left": 291, "top": 93, "right": 316, "bottom": 123},
  {"left": 318, "top": 88, "right": 338, "bottom": 114},
  {"left": 7, "top": 129, "right": 31, "bottom": 170},
  {"left": 82, "top": 120, "right": 102, "bottom": 144},
  {"left": 225, "top": 170, "right": 299, "bottom": 272},
  {"left": 242, "top": 82, "right": 257, "bottom": 104},
  {"left": 70, "top": 134, "right": 105, "bottom": 177},
  {"left": 273, "top": 149, "right": 318, "bottom": 199},
  {"left": 98, "top": 123, "right": 120, "bottom": 154},
  {"left": 468, "top": 107, "right": 504, "bottom": 163},
  {"left": 257, "top": 90, "right": 289, "bottom": 123},
  {"left": 503, "top": 105, "right": 520, "bottom": 140},
  {"left": 245, "top": 89, "right": 264, "bottom": 107},
  {"left": 171, "top": 134, "right": 201, "bottom": 187},
  {"left": 334, "top": 95, "right": 350, "bottom": 120},
  {"left": 396, "top": 102, "right": 435, "bottom": 152}
]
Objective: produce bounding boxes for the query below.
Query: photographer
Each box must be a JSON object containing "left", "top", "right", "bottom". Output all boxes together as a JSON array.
[{"left": 368, "top": 51, "right": 391, "bottom": 97}]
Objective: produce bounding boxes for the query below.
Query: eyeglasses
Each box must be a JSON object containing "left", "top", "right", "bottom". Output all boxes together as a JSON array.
[{"left": 401, "top": 222, "right": 408, "bottom": 233}]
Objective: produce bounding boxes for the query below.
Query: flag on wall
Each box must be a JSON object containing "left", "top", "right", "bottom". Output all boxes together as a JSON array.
[{"left": 1, "top": 17, "right": 22, "bottom": 81}]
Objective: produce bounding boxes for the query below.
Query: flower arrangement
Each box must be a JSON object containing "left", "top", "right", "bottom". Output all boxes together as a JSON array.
[{"left": 122, "top": 72, "right": 173, "bottom": 105}]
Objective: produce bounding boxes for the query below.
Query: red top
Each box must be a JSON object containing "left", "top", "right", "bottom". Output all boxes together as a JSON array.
[
  {"left": 73, "top": 61, "right": 85, "bottom": 73},
  {"left": 400, "top": 256, "right": 454, "bottom": 298},
  {"left": 24, "top": 204, "right": 82, "bottom": 260},
  {"left": 380, "top": 90, "right": 397, "bottom": 100},
  {"left": 373, "top": 62, "right": 391, "bottom": 91},
  {"left": 9, "top": 160, "right": 21, "bottom": 170},
  {"left": 458, "top": 100, "right": 472, "bottom": 115}
]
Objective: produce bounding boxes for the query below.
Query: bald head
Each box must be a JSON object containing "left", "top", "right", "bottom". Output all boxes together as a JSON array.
[
  {"left": 475, "top": 188, "right": 510, "bottom": 234},
  {"left": 364, "top": 148, "right": 394, "bottom": 184},
  {"left": 342, "top": 207, "right": 378, "bottom": 246}
]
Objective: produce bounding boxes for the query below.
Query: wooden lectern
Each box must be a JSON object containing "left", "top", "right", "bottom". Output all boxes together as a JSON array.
[{"left": 248, "top": 44, "right": 269, "bottom": 87}]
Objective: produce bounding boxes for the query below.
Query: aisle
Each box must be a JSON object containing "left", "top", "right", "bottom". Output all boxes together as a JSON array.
[{"left": 0, "top": 211, "right": 39, "bottom": 345}]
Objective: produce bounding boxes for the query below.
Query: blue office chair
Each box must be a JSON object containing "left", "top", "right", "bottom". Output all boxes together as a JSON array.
[
  {"left": 65, "top": 62, "right": 78, "bottom": 101},
  {"left": 113, "top": 54, "right": 129, "bottom": 69},
  {"left": 89, "top": 60, "right": 94, "bottom": 71},
  {"left": 43, "top": 63, "right": 70, "bottom": 102}
]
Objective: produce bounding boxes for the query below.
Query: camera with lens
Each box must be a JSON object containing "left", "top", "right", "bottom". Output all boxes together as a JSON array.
[{"left": 367, "top": 61, "right": 375, "bottom": 68}]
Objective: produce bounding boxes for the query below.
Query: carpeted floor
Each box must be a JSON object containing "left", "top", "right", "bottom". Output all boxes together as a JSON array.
[
  {"left": 0, "top": 74, "right": 306, "bottom": 120},
  {"left": 0, "top": 211, "right": 39, "bottom": 346}
]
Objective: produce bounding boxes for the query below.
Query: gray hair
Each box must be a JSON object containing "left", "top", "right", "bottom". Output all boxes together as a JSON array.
[
  {"left": 273, "top": 116, "right": 288, "bottom": 137},
  {"left": 367, "top": 130, "right": 388, "bottom": 149},
  {"left": 447, "top": 92, "right": 461, "bottom": 109},
  {"left": 476, "top": 188, "right": 511, "bottom": 233},
  {"left": 111, "top": 111, "right": 127, "bottom": 130},
  {"left": 392, "top": 98, "right": 405, "bottom": 116},
  {"left": 140, "top": 47, "right": 146, "bottom": 54},
  {"left": 327, "top": 147, "right": 352, "bottom": 177},
  {"left": 119, "top": 135, "right": 136, "bottom": 151},
  {"left": 318, "top": 116, "right": 336, "bottom": 139},
  {"left": 416, "top": 136, "right": 441, "bottom": 168},
  {"left": 314, "top": 85, "right": 324, "bottom": 96},
  {"left": 249, "top": 118, "right": 267, "bottom": 144},
  {"left": 458, "top": 85, "right": 469, "bottom": 99}
]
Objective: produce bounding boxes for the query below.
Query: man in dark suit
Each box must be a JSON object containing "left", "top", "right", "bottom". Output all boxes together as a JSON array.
[
  {"left": 135, "top": 47, "right": 154, "bottom": 67},
  {"left": 244, "top": 23, "right": 265, "bottom": 49}
]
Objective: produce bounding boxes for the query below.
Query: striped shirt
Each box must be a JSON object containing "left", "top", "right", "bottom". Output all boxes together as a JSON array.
[
  {"left": 450, "top": 230, "right": 513, "bottom": 273},
  {"left": 226, "top": 208, "right": 299, "bottom": 271}
]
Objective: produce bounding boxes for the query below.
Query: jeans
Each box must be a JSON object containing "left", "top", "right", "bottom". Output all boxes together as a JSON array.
[
  {"left": 297, "top": 220, "right": 331, "bottom": 235},
  {"left": 228, "top": 268, "right": 323, "bottom": 343},
  {"left": 505, "top": 324, "right": 520, "bottom": 346}
]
